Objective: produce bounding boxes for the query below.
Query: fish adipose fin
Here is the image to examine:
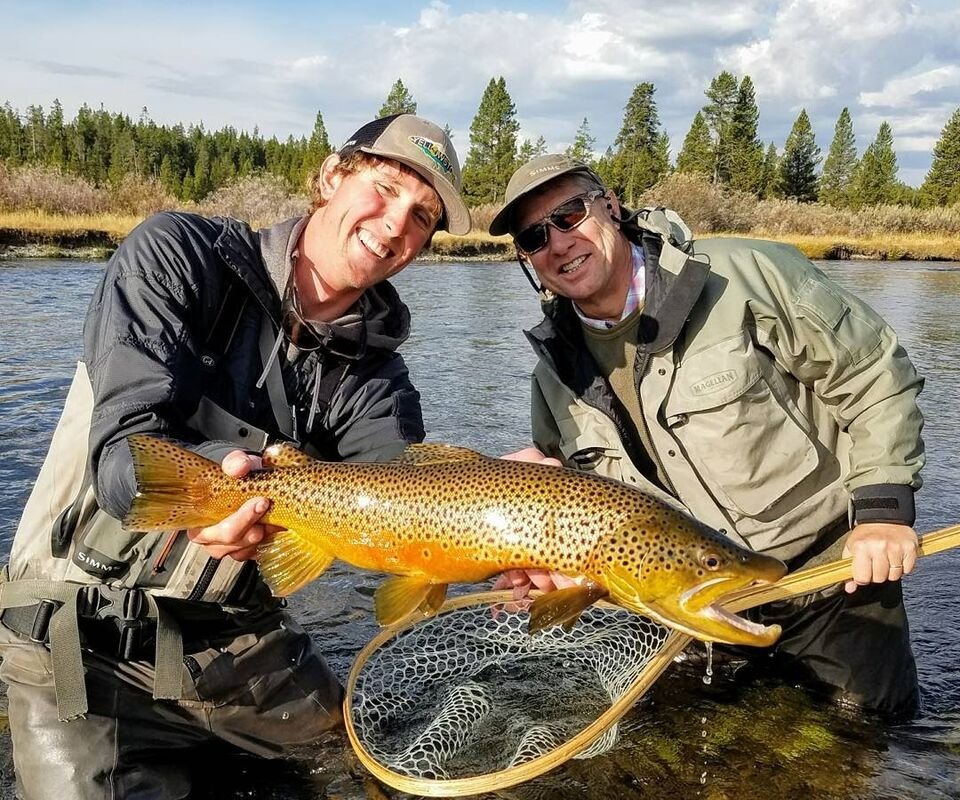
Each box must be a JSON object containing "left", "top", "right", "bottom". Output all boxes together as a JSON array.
[
  {"left": 391, "top": 443, "right": 487, "bottom": 466},
  {"left": 374, "top": 576, "right": 449, "bottom": 625},
  {"left": 261, "top": 442, "right": 318, "bottom": 469},
  {"left": 257, "top": 529, "right": 335, "bottom": 597},
  {"left": 124, "top": 435, "right": 222, "bottom": 531},
  {"left": 528, "top": 580, "right": 609, "bottom": 633}
]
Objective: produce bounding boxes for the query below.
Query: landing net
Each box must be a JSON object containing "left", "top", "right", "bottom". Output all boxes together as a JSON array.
[{"left": 345, "top": 591, "right": 684, "bottom": 796}]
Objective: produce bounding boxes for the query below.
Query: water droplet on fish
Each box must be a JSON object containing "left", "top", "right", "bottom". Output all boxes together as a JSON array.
[
  {"left": 702, "top": 641, "right": 713, "bottom": 685},
  {"left": 700, "top": 771, "right": 708, "bottom": 785},
  {"left": 282, "top": 712, "right": 290, "bottom": 720}
]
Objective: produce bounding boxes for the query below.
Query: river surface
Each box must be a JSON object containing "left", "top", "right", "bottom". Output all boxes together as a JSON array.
[{"left": 0, "top": 257, "right": 958, "bottom": 799}]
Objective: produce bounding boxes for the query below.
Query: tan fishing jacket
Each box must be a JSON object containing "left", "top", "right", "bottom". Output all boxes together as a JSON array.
[{"left": 527, "top": 211, "right": 924, "bottom": 563}]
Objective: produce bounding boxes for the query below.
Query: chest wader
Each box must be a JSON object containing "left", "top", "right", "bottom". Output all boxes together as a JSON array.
[{"left": 0, "top": 278, "right": 348, "bottom": 721}]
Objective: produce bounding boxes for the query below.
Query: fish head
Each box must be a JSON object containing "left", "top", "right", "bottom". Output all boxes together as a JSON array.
[{"left": 598, "top": 511, "right": 787, "bottom": 647}]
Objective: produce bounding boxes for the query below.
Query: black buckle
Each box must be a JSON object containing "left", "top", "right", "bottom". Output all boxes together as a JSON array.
[
  {"left": 117, "top": 619, "right": 146, "bottom": 660},
  {"left": 29, "top": 600, "right": 58, "bottom": 643}
]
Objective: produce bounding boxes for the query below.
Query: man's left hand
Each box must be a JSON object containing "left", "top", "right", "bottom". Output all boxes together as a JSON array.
[{"left": 841, "top": 522, "right": 919, "bottom": 594}]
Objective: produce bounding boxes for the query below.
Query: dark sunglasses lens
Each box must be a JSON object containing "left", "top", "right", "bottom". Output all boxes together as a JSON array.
[
  {"left": 282, "top": 304, "right": 323, "bottom": 351},
  {"left": 516, "top": 223, "right": 549, "bottom": 254},
  {"left": 551, "top": 200, "right": 589, "bottom": 231}
]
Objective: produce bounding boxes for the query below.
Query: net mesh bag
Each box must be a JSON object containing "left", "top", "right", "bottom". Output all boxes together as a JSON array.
[{"left": 346, "top": 593, "right": 675, "bottom": 794}]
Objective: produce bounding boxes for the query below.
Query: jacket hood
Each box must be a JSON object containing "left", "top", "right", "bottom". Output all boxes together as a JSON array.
[{"left": 255, "top": 215, "right": 412, "bottom": 357}]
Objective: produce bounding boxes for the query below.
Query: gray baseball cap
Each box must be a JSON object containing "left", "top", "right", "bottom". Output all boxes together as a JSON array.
[
  {"left": 488, "top": 154, "right": 601, "bottom": 236},
  {"left": 339, "top": 114, "right": 471, "bottom": 235}
]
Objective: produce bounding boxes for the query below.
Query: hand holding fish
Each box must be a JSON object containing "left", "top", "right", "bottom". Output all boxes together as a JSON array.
[
  {"left": 841, "top": 522, "right": 919, "bottom": 593},
  {"left": 185, "top": 449, "right": 283, "bottom": 561}
]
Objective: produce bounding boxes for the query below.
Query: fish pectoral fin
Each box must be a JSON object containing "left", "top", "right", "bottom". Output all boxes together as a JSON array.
[
  {"left": 374, "top": 577, "right": 448, "bottom": 626},
  {"left": 391, "top": 443, "right": 486, "bottom": 466},
  {"left": 261, "top": 442, "right": 318, "bottom": 469},
  {"left": 602, "top": 563, "right": 651, "bottom": 616},
  {"left": 528, "top": 580, "right": 609, "bottom": 634},
  {"left": 256, "top": 529, "right": 335, "bottom": 597}
]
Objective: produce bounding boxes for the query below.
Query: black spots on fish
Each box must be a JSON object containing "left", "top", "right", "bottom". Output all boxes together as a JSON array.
[{"left": 422, "top": 548, "right": 431, "bottom": 560}]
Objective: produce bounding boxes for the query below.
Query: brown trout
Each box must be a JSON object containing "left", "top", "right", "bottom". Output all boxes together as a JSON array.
[{"left": 123, "top": 434, "right": 787, "bottom": 645}]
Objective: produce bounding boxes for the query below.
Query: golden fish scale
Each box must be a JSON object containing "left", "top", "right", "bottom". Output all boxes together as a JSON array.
[{"left": 209, "top": 455, "right": 737, "bottom": 585}]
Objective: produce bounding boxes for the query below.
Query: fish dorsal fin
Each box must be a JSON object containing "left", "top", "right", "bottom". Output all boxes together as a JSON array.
[
  {"left": 262, "top": 442, "right": 317, "bottom": 469},
  {"left": 390, "top": 443, "right": 486, "bottom": 466}
]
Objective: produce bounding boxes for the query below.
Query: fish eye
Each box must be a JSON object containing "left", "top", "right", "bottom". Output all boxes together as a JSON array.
[{"left": 701, "top": 552, "right": 722, "bottom": 571}]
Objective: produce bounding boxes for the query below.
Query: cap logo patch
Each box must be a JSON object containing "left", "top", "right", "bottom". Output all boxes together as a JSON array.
[{"left": 409, "top": 136, "right": 453, "bottom": 176}]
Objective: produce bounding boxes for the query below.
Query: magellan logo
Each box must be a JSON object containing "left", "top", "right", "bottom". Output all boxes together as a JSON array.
[
  {"left": 690, "top": 370, "right": 737, "bottom": 395},
  {"left": 409, "top": 136, "right": 453, "bottom": 175}
]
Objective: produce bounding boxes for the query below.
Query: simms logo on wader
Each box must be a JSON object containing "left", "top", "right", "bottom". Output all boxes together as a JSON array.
[{"left": 73, "top": 548, "right": 128, "bottom": 578}]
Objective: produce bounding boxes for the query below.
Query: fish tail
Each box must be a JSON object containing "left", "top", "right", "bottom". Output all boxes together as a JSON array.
[
  {"left": 123, "top": 434, "right": 222, "bottom": 531},
  {"left": 257, "top": 529, "right": 336, "bottom": 597}
]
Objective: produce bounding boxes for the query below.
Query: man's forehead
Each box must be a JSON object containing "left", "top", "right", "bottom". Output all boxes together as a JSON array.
[
  {"left": 367, "top": 159, "right": 441, "bottom": 206},
  {"left": 516, "top": 176, "right": 584, "bottom": 220}
]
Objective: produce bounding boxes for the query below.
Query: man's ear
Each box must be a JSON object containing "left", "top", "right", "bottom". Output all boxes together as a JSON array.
[
  {"left": 605, "top": 191, "right": 622, "bottom": 223},
  {"left": 317, "top": 153, "right": 344, "bottom": 202}
]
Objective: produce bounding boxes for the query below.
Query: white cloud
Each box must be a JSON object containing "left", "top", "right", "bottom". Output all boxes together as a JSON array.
[{"left": 860, "top": 65, "right": 960, "bottom": 107}]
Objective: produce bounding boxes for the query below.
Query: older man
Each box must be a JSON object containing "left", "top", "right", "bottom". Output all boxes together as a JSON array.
[
  {"left": 493, "top": 154, "right": 924, "bottom": 719},
  {"left": 0, "top": 114, "right": 469, "bottom": 799}
]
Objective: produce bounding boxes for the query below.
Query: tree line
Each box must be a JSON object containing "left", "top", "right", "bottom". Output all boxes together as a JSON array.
[{"left": 2, "top": 75, "right": 958, "bottom": 214}]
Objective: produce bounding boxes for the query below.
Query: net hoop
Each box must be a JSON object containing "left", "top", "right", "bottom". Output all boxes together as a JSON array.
[{"left": 344, "top": 589, "right": 688, "bottom": 797}]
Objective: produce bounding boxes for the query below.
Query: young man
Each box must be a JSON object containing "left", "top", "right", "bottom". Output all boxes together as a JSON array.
[
  {"left": 491, "top": 154, "right": 925, "bottom": 719},
  {"left": 0, "top": 114, "right": 470, "bottom": 799}
]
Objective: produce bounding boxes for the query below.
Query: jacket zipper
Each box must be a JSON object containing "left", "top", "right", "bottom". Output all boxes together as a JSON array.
[{"left": 186, "top": 557, "right": 221, "bottom": 602}]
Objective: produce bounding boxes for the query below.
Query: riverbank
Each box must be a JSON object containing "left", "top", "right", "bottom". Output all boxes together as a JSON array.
[{"left": 3, "top": 211, "right": 960, "bottom": 262}]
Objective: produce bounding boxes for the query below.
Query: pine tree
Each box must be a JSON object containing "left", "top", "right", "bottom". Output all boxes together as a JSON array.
[
  {"left": 921, "top": 107, "right": 960, "bottom": 206},
  {"left": 378, "top": 79, "right": 418, "bottom": 118},
  {"left": 676, "top": 111, "right": 713, "bottom": 176},
  {"left": 758, "top": 142, "right": 780, "bottom": 199},
  {"left": 820, "top": 108, "right": 858, "bottom": 208},
  {"left": 853, "top": 121, "right": 898, "bottom": 206},
  {"left": 703, "top": 71, "right": 739, "bottom": 184},
  {"left": 727, "top": 76, "right": 764, "bottom": 193},
  {"left": 301, "top": 110, "right": 333, "bottom": 186},
  {"left": 779, "top": 109, "right": 821, "bottom": 202},
  {"left": 463, "top": 76, "right": 520, "bottom": 205},
  {"left": 565, "top": 118, "right": 596, "bottom": 165},
  {"left": 610, "top": 81, "right": 669, "bottom": 206},
  {"left": 517, "top": 135, "right": 547, "bottom": 164}
]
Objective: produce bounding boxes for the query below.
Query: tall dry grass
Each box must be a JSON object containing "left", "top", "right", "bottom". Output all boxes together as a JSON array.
[{"left": 198, "top": 174, "right": 308, "bottom": 228}]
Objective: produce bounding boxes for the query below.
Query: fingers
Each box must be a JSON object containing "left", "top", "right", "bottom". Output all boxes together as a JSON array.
[
  {"left": 187, "top": 496, "right": 272, "bottom": 561},
  {"left": 220, "top": 449, "right": 263, "bottom": 478},
  {"left": 500, "top": 447, "right": 564, "bottom": 468},
  {"left": 842, "top": 523, "right": 919, "bottom": 593}
]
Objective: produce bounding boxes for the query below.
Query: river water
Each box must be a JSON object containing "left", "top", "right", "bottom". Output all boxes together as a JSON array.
[{"left": 0, "top": 257, "right": 958, "bottom": 799}]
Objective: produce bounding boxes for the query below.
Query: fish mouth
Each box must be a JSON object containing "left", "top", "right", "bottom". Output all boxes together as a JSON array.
[{"left": 674, "top": 574, "right": 784, "bottom": 647}]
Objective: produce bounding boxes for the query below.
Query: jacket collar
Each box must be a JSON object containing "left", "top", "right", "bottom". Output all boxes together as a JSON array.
[{"left": 526, "top": 219, "right": 710, "bottom": 390}]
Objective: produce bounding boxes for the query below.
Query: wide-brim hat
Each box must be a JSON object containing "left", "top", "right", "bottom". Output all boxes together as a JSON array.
[
  {"left": 339, "top": 114, "right": 471, "bottom": 235},
  {"left": 488, "top": 154, "right": 601, "bottom": 236}
]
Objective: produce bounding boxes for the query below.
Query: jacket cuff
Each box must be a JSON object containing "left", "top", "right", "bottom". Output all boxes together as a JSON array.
[{"left": 851, "top": 484, "right": 916, "bottom": 526}]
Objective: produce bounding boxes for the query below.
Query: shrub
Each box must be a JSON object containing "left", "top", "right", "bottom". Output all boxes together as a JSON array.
[
  {"left": 108, "top": 174, "right": 179, "bottom": 217},
  {"left": 198, "top": 174, "right": 307, "bottom": 228},
  {"left": 0, "top": 163, "right": 107, "bottom": 215},
  {"left": 636, "top": 173, "right": 758, "bottom": 235}
]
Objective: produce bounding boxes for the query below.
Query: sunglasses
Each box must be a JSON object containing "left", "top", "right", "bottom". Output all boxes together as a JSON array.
[
  {"left": 514, "top": 190, "right": 605, "bottom": 255},
  {"left": 281, "top": 282, "right": 367, "bottom": 360}
]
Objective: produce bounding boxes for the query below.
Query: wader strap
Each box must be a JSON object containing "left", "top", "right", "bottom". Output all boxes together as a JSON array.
[
  {"left": 0, "top": 578, "right": 184, "bottom": 719},
  {"left": 258, "top": 322, "right": 296, "bottom": 440},
  {"left": 0, "top": 579, "right": 90, "bottom": 720}
]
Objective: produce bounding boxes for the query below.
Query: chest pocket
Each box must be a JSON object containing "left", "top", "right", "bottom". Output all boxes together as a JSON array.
[{"left": 663, "top": 332, "right": 819, "bottom": 516}]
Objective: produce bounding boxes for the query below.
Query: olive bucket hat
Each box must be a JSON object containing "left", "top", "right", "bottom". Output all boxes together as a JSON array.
[
  {"left": 488, "top": 154, "right": 601, "bottom": 236},
  {"left": 339, "top": 114, "right": 471, "bottom": 235}
]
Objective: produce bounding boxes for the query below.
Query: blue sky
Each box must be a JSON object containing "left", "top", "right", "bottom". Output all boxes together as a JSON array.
[{"left": 2, "top": 0, "right": 958, "bottom": 187}]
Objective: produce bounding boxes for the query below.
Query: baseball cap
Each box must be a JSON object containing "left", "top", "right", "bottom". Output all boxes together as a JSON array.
[
  {"left": 488, "top": 154, "right": 602, "bottom": 236},
  {"left": 339, "top": 114, "right": 471, "bottom": 235}
]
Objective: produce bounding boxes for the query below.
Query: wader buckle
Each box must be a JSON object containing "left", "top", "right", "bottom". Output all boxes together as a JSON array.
[
  {"left": 117, "top": 589, "right": 147, "bottom": 660},
  {"left": 28, "top": 599, "right": 58, "bottom": 643}
]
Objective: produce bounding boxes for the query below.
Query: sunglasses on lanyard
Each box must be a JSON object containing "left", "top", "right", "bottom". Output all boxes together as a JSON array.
[
  {"left": 281, "top": 279, "right": 367, "bottom": 359},
  {"left": 514, "top": 189, "right": 606, "bottom": 255}
]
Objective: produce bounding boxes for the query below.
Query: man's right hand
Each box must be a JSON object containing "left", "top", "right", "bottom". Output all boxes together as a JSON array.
[{"left": 185, "top": 450, "right": 283, "bottom": 561}]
